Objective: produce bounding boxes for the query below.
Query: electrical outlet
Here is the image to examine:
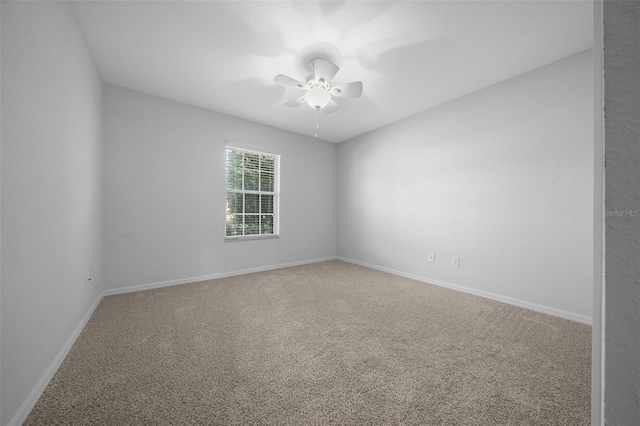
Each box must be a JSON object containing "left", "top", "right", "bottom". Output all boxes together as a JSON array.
[
  {"left": 428, "top": 253, "right": 435, "bottom": 263},
  {"left": 304, "top": 241, "right": 309, "bottom": 249},
  {"left": 452, "top": 256, "right": 460, "bottom": 267}
]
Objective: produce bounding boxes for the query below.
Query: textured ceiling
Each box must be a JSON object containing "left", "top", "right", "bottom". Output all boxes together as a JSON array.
[{"left": 71, "top": 1, "right": 593, "bottom": 143}]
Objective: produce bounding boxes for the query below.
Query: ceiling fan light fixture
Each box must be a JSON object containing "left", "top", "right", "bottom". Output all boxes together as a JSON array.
[
  {"left": 305, "top": 86, "right": 331, "bottom": 110},
  {"left": 274, "top": 57, "right": 363, "bottom": 114}
]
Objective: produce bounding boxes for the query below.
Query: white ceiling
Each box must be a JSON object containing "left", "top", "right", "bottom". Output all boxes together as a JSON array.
[{"left": 71, "top": 1, "right": 593, "bottom": 143}]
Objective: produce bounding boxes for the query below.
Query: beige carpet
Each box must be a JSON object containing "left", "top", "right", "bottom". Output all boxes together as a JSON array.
[{"left": 25, "top": 260, "right": 591, "bottom": 425}]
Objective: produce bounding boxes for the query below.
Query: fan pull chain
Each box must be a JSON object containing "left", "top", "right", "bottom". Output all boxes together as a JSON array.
[{"left": 315, "top": 109, "right": 320, "bottom": 138}]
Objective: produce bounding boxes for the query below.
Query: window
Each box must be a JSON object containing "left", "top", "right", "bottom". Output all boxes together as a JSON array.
[{"left": 225, "top": 146, "right": 280, "bottom": 240}]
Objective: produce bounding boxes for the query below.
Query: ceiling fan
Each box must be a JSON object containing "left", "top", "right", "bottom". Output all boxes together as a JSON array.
[{"left": 274, "top": 57, "right": 363, "bottom": 114}]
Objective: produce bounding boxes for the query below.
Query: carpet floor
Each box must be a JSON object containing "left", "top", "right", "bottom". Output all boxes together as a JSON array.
[{"left": 25, "top": 260, "right": 591, "bottom": 425}]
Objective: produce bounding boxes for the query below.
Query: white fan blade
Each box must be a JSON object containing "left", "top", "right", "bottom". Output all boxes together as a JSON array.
[
  {"left": 311, "top": 57, "right": 339, "bottom": 83},
  {"left": 330, "top": 81, "right": 363, "bottom": 98},
  {"left": 322, "top": 99, "right": 340, "bottom": 114},
  {"left": 284, "top": 96, "right": 305, "bottom": 107},
  {"left": 274, "top": 74, "right": 305, "bottom": 89}
]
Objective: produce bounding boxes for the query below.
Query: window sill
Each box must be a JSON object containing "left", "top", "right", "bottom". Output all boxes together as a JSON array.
[{"left": 224, "top": 235, "right": 280, "bottom": 242}]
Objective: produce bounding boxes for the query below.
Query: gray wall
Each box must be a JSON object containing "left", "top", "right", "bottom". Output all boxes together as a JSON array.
[
  {"left": 338, "top": 50, "right": 594, "bottom": 323},
  {"left": 103, "top": 85, "right": 338, "bottom": 292},
  {"left": 604, "top": 1, "right": 640, "bottom": 423},
  {"left": 0, "top": 2, "right": 104, "bottom": 424}
]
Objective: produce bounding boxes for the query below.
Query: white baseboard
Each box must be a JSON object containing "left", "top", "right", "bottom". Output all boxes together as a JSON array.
[
  {"left": 8, "top": 292, "right": 104, "bottom": 426},
  {"left": 337, "top": 257, "right": 592, "bottom": 325},
  {"left": 103, "top": 257, "right": 338, "bottom": 296}
]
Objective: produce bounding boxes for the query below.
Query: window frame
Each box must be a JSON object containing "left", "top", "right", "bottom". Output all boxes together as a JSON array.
[{"left": 224, "top": 145, "right": 280, "bottom": 241}]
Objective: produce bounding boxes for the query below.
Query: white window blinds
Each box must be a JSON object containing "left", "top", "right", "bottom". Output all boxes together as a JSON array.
[{"left": 225, "top": 146, "right": 280, "bottom": 240}]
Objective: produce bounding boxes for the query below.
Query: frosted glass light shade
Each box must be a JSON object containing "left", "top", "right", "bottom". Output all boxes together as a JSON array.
[{"left": 305, "top": 86, "right": 331, "bottom": 109}]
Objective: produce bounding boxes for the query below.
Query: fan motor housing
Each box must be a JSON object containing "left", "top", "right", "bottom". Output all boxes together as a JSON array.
[{"left": 305, "top": 74, "right": 331, "bottom": 92}]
